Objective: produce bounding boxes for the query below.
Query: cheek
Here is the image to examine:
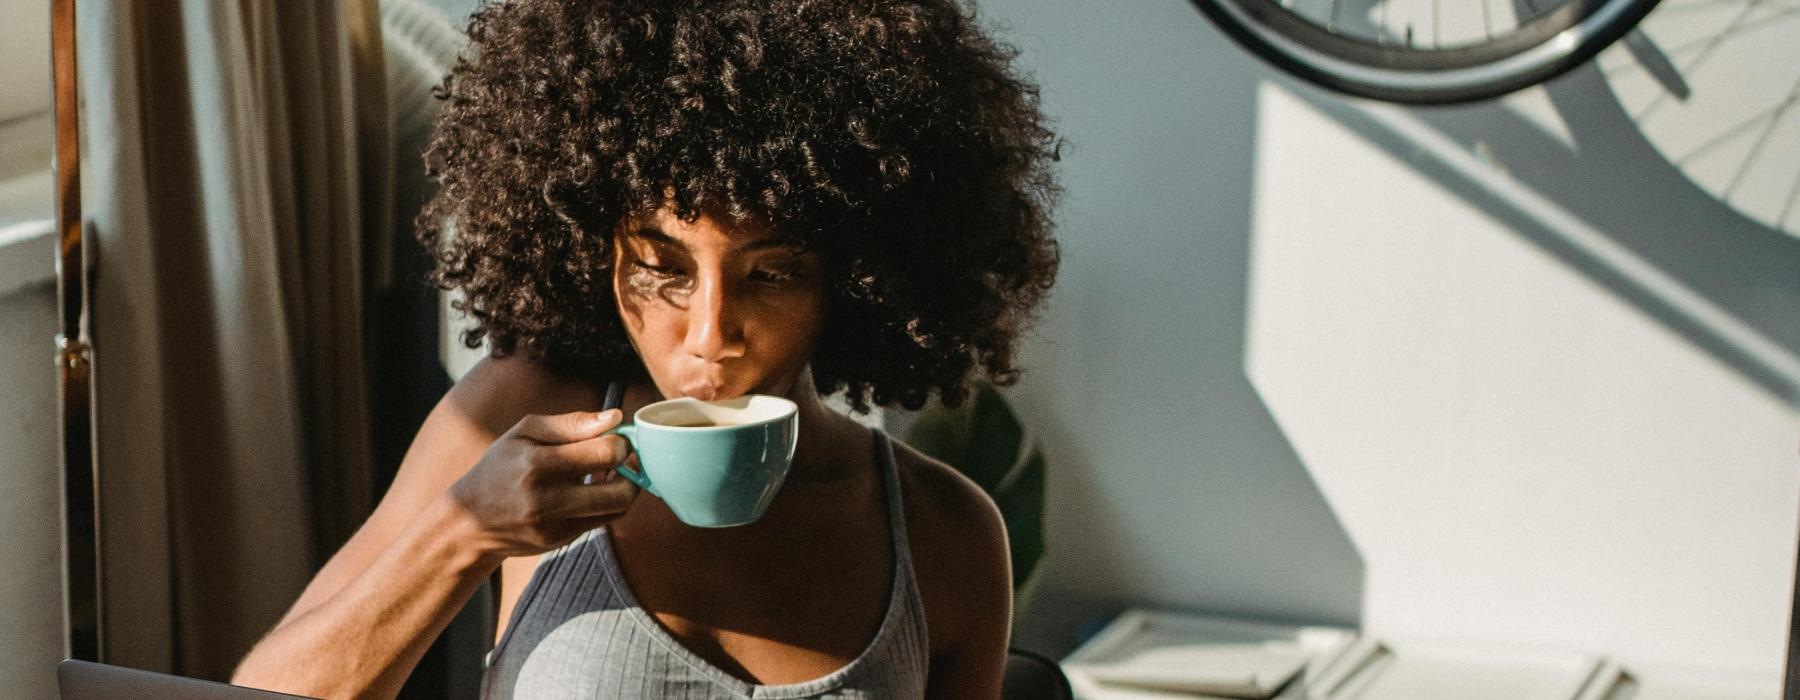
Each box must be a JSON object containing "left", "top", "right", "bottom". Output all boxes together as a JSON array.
[{"left": 758, "top": 295, "right": 828, "bottom": 358}]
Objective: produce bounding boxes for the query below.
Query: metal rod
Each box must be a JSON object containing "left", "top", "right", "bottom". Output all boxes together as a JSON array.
[
  {"left": 51, "top": 0, "right": 101, "bottom": 663},
  {"left": 1787, "top": 487, "right": 1800, "bottom": 699}
]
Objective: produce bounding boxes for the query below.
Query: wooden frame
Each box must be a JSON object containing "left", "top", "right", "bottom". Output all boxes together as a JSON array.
[{"left": 51, "top": 0, "right": 100, "bottom": 663}]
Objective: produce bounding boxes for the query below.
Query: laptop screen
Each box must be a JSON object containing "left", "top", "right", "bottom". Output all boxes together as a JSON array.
[{"left": 58, "top": 659, "right": 318, "bottom": 699}]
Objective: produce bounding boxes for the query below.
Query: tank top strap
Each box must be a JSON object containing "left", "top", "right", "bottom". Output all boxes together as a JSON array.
[{"left": 871, "top": 428, "right": 915, "bottom": 580}]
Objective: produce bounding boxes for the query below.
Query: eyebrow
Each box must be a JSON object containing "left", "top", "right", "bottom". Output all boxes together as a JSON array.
[{"left": 628, "top": 226, "right": 808, "bottom": 254}]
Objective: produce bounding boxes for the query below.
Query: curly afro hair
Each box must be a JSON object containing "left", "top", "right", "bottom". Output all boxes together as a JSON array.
[{"left": 417, "top": 0, "right": 1061, "bottom": 411}]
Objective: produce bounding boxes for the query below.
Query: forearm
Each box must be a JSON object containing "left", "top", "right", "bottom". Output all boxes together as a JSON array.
[{"left": 232, "top": 496, "right": 501, "bottom": 700}]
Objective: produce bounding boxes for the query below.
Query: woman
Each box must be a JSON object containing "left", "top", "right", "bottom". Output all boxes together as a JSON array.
[{"left": 232, "top": 0, "right": 1059, "bottom": 697}]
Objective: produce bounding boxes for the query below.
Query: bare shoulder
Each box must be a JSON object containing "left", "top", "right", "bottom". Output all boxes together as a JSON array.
[
  {"left": 888, "top": 438, "right": 1013, "bottom": 654},
  {"left": 889, "top": 439, "right": 1006, "bottom": 543},
  {"left": 446, "top": 353, "right": 607, "bottom": 436}
]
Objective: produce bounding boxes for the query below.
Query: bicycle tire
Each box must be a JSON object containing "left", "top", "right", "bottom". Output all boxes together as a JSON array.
[{"left": 1191, "top": 0, "right": 1664, "bottom": 103}]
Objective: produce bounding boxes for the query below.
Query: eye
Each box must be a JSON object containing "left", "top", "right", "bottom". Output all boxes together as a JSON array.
[
  {"left": 750, "top": 266, "right": 801, "bottom": 285},
  {"left": 634, "top": 261, "right": 687, "bottom": 279}
]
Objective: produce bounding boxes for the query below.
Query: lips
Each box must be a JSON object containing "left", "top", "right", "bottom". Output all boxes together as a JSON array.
[
  {"left": 677, "top": 365, "right": 759, "bottom": 401},
  {"left": 680, "top": 385, "right": 724, "bottom": 401},
  {"left": 679, "top": 381, "right": 749, "bottom": 401}
]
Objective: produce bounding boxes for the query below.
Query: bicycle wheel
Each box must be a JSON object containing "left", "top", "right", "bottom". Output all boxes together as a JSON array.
[
  {"left": 1598, "top": 0, "right": 1800, "bottom": 238},
  {"left": 1192, "top": 0, "right": 1664, "bottom": 103}
]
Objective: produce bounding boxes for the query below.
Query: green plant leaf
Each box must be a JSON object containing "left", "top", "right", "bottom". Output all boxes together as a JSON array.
[{"left": 905, "top": 381, "right": 1046, "bottom": 614}]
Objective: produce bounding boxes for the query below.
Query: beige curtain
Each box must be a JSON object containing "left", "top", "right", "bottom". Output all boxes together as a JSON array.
[{"left": 77, "top": 0, "right": 390, "bottom": 680}]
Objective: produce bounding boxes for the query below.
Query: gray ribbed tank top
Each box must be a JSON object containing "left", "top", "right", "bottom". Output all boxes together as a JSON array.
[{"left": 481, "top": 429, "right": 929, "bottom": 699}]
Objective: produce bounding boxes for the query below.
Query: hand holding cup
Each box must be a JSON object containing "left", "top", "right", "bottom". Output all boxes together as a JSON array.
[{"left": 446, "top": 409, "right": 642, "bottom": 558}]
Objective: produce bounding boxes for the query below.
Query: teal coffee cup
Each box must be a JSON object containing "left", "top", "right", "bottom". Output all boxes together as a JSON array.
[{"left": 609, "top": 395, "right": 799, "bottom": 528}]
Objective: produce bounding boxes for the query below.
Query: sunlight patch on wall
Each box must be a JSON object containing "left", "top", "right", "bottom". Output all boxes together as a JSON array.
[{"left": 1243, "top": 80, "right": 1799, "bottom": 675}]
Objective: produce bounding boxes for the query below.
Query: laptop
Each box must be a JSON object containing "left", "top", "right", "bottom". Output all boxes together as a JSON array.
[{"left": 58, "top": 659, "right": 318, "bottom": 699}]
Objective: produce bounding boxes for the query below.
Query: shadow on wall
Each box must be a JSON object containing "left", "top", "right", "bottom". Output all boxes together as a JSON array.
[{"left": 1293, "top": 63, "right": 1800, "bottom": 407}]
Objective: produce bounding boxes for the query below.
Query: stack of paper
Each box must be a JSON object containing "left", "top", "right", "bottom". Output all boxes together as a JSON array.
[
  {"left": 1314, "top": 640, "right": 1607, "bottom": 700},
  {"left": 1062, "top": 609, "right": 1359, "bottom": 699},
  {"left": 1060, "top": 609, "right": 1636, "bottom": 700}
]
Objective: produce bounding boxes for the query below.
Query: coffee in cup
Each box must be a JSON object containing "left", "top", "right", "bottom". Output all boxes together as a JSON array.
[{"left": 606, "top": 394, "right": 798, "bottom": 527}]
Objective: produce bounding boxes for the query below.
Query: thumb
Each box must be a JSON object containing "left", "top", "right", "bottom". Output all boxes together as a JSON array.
[{"left": 511, "top": 409, "right": 623, "bottom": 445}]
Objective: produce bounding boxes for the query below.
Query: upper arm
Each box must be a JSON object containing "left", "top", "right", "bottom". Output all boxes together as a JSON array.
[
  {"left": 273, "top": 355, "right": 594, "bottom": 631},
  {"left": 900, "top": 448, "right": 1014, "bottom": 699},
  {"left": 493, "top": 552, "right": 541, "bottom": 647}
]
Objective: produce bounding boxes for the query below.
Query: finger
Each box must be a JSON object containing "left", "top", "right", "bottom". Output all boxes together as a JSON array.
[
  {"left": 585, "top": 454, "right": 641, "bottom": 484},
  {"left": 555, "top": 514, "right": 625, "bottom": 543},
  {"left": 546, "top": 478, "right": 640, "bottom": 519},
  {"left": 511, "top": 409, "right": 623, "bottom": 445},
  {"left": 529, "top": 434, "right": 634, "bottom": 478}
]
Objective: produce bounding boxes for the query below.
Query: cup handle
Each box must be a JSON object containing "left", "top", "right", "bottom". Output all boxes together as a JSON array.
[{"left": 607, "top": 424, "right": 658, "bottom": 497}]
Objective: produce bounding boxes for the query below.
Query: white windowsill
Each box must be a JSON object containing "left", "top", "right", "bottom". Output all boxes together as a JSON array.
[
  {"left": 0, "top": 217, "right": 55, "bottom": 299},
  {"left": 0, "top": 120, "right": 56, "bottom": 296},
  {"left": 0, "top": 107, "right": 57, "bottom": 297}
]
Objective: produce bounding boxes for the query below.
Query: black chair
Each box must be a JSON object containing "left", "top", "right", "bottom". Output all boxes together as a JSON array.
[{"left": 1003, "top": 648, "right": 1073, "bottom": 700}]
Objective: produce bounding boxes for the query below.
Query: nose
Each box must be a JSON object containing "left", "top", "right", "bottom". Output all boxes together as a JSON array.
[{"left": 682, "top": 277, "right": 748, "bottom": 362}]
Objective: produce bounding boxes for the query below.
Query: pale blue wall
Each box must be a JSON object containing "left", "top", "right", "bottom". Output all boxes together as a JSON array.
[
  {"left": 973, "top": 0, "right": 1800, "bottom": 673},
  {"left": 969, "top": 0, "right": 1367, "bottom": 652}
]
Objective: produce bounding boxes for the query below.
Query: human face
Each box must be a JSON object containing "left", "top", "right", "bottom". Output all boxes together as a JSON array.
[{"left": 611, "top": 206, "right": 828, "bottom": 403}]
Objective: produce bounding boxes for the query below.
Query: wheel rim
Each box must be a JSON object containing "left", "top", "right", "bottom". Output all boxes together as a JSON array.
[{"left": 1198, "top": 0, "right": 1663, "bottom": 101}]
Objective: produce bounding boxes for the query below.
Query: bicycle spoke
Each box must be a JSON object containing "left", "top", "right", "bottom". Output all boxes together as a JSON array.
[
  {"left": 1721, "top": 78, "right": 1800, "bottom": 198},
  {"left": 1779, "top": 162, "right": 1800, "bottom": 230},
  {"left": 1434, "top": 0, "right": 1441, "bottom": 48},
  {"left": 1654, "top": 0, "right": 1791, "bottom": 16},
  {"left": 1606, "top": 7, "right": 1800, "bottom": 80},
  {"left": 1671, "top": 101, "right": 1791, "bottom": 165},
  {"left": 1638, "top": 0, "right": 1768, "bottom": 121},
  {"left": 1652, "top": 6, "right": 1800, "bottom": 57},
  {"left": 1380, "top": 0, "right": 1390, "bottom": 45}
]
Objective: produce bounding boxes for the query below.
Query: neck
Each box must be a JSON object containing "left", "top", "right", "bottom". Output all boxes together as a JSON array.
[{"left": 781, "top": 368, "right": 870, "bottom": 484}]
